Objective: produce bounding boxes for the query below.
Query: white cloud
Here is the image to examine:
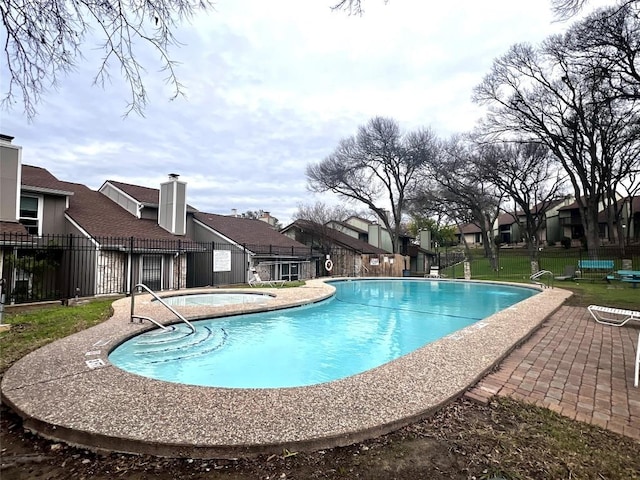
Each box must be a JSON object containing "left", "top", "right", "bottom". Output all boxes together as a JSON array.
[{"left": 1, "top": 0, "right": 610, "bottom": 224}]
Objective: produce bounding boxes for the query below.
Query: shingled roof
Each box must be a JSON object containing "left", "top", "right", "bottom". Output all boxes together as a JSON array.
[
  {"left": 456, "top": 223, "right": 481, "bottom": 234},
  {"left": 0, "top": 221, "right": 29, "bottom": 235},
  {"left": 457, "top": 214, "right": 517, "bottom": 234},
  {"left": 106, "top": 180, "right": 160, "bottom": 205},
  {"left": 105, "top": 180, "right": 198, "bottom": 212},
  {"left": 557, "top": 196, "right": 640, "bottom": 223},
  {"left": 63, "top": 181, "right": 192, "bottom": 247},
  {"left": 496, "top": 212, "right": 518, "bottom": 226},
  {"left": 285, "top": 219, "right": 388, "bottom": 254},
  {"left": 21, "top": 165, "right": 74, "bottom": 196},
  {"left": 193, "top": 212, "right": 309, "bottom": 252}
]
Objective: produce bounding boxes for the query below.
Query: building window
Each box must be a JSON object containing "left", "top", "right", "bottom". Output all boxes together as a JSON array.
[
  {"left": 281, "top": 263, "right": 299, "bottom": 281},
  {"left": 19, "top": 196, "right": 41, "bottom": 235},
  {"left": 141, "top": 255, "right": 163, "bottom": 291},
  {"left": 571, "top": 225, "right": 584, "bottom": 240}
]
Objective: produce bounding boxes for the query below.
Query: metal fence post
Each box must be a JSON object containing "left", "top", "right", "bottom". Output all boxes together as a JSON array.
[
  {"left": 0, "top": 278, "right": 6, "bottom": 327},
  {"left": 243, "top": 244, "right": 248, "bottom": 284},
  {"left": 128, "top": 236, "right": 134, "bottom": 295},
  {"left": 211, "top": 242, "right": 215, "bottom": 287},
  {"left": 178, "top": 239, "right": 182, "bottom": 290}
]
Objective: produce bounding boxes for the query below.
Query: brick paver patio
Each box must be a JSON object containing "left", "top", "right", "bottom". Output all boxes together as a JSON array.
[{"left": 465, "top": 305, "right": 640, "bottom": 441}]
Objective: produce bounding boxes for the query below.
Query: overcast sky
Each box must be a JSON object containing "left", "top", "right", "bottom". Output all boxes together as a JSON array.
[{"left": 1, "top": 0, "right": 607, "bottom": 226}]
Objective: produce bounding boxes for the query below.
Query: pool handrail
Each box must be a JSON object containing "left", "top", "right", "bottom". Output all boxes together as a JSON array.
[
  {"left": 130, "top": 314, "right": 170, "bottom": 332},
  {"left": 131, "top": 283, "right": 196, "bottom": 333},
  {"left": 530, "top": 270, "right": 554, "bottom": 289}
]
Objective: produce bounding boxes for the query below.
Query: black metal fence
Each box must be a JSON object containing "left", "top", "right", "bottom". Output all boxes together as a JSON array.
[
  {"left": 0, "top": 233, "right": 317, "bottom": 305},
  {"left": 442, "top": 244, "right": 640, "bottom": 282},
  {"left": 2, "top": 232, "right": 638, "bottom": 304}
]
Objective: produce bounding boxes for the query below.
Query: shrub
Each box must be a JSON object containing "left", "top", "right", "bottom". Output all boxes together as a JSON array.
[{"left": 561, "top": 236, "right": 572, "bottom": 249}]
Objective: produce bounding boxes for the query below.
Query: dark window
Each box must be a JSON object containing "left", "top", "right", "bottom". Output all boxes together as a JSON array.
[
  {"left": 281, "top": 263, "right": 299, "bottom": 281},
  {"left": 142, "top": 255, "right": 163, "bottom": 291},
  {"left": 571, "top": 225, "right": 584, "bottom": 239},
  {"left": 19, "top": 196, "right": 40, "bottom": 235}
]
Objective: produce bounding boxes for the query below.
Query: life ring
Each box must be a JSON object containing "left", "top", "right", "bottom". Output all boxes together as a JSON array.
[{"left": 324, "top": 259, "right": 334, "bottom": 272}]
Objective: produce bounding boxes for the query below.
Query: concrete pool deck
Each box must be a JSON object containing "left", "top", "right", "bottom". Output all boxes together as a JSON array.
[{"left": 1, "top": 278, "right": 573, "bottom": 458}]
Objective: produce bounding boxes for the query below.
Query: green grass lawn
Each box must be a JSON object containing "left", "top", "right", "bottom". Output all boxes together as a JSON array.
[
  {"left": 556, "top": 281, "right": 640, "bottom": 309},
  {"left": 441, "top": 255, "right": 639, "bottom": 310},
  {"left": 0, "top": 299, "right": 115, "bottom": 374}
]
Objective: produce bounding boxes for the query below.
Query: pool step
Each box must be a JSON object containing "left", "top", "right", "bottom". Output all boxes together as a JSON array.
[
  {"left": 134, "top": 325, "right": 193, "bottom": 346},
  {"left": 131, "top": 325, "right": 228, "bottom": 364}
]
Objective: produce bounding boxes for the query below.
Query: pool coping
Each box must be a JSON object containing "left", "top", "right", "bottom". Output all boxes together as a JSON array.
[{"left": 0, "top": 278, "right": 572, "bottom": 458}]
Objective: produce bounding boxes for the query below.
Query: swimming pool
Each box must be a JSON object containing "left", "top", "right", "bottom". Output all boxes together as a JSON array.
[
  {"left": 157, "top": 292, "right": 273, "bottom": 306},
  {"left": 5, "top": 279, "right": 572, "bottom": 458},
  {"left": 110, "top": 279, "right": 537, "bottom": 388}
]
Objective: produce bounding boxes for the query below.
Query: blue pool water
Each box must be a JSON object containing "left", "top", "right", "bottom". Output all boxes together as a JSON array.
[{"left": 109, "top": 279, "right": 537, "bottom": 388}]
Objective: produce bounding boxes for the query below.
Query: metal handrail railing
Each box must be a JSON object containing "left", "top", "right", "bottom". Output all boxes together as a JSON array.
[
  {"left": 530, "top": 270, "right": 554, "bottom": 289},
  {"left": 355, "top": 264, "right": 369, "bottom": 277},
  {"left": 130, "top": 314, "right": 170, "bottom": 331},
  {"left": 131, "top": 283, "right": 196, "bottom": 333}
]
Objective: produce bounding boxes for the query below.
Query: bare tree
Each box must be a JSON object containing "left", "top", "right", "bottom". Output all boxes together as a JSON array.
[
  {"left": 1, "top": 0, "right": 213, "bottom": 118},
  {"left": 552, "top": 0, "right": 638, "bottom": 19},
  {"left": 473, "top": 7, "right": 640, "bottom": 255},
  {"left": 412, "top": 136, "right": 504, "bottom": 267},
  {"left": 331, "top": 0, "right": 389, "bottom": 15},
  {"left": 617, "top": 173, "right": 640, "bottom": 244},
  {"left": 566, "top": 2, "right": 640, "bottom": 100},
  {"left": 475, "top": 141, "right": 568, "bottom": 260},
  {"left": 306, "top": 116, "right": 439, "bottom": 253},
  {"left": 440, "top": 138, "right": 503, "bottom": 267},
  {"left": 566, "top": 3, "right": 640, "bottom": 250},
  {"left": 551, "top": 0, "right": 593, "bottom": 18},
  {"left": 291, "top": 202, "right": 351, "bottom": 257},
  {"left": 332, "top": 0, "right": 632, "bottom": 19},
  {"left": 294, "top": 202, "right": 350, "bottom": 225}
]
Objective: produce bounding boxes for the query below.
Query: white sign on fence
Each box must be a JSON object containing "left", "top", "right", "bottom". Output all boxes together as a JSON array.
[{"left": 213, "top": 250, "right": 232, "bottom": 272}]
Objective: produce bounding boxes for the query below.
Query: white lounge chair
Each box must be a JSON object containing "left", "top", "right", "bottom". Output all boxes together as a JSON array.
[
  {"left": 424, "top": 266, "right": 441, "bottom": 278},
  {"left": 248, "top": 272, "right": 285, "bottom": 288},
  {"left": 587, "top": 305, "right": 640, "bottom": 327}
]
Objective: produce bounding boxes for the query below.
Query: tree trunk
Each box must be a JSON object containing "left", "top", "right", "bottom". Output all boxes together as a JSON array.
[
  {"left": 585, "top": 221, "right": 600, "bottom": 257},
  {"left": 526, "top": 236, "right": 539, "bottom": 263}
]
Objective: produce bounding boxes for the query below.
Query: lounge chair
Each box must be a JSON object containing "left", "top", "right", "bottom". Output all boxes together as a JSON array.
[
  {"left": 587, "top": 305, "right": 640, "bottom": 327},
  {"left": 248, "top": 272, "right": 285, "bottom": 288},
  {"left": 424, "top": 266, "right": 441, "bottom": 278},
  {"left": 554, "top": 265, "right": 576, "bottom": 281}
]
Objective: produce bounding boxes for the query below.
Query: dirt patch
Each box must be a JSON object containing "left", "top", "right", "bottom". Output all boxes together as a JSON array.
[{"left": 2, "top": 396, "right": 638, "bottom": 480}]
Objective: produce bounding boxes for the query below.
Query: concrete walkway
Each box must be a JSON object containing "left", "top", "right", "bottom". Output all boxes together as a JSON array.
[{"left": 466, "top": 305, "right": 640, "bottom": 441}]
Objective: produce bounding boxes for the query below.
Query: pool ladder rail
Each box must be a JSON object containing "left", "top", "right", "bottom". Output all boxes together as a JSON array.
[
  {"left": 130, "top": 283, "right": 196, "bottom": 333},
  {"left": 530, "top": 270, "right": 554, "bottom": 289}
]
